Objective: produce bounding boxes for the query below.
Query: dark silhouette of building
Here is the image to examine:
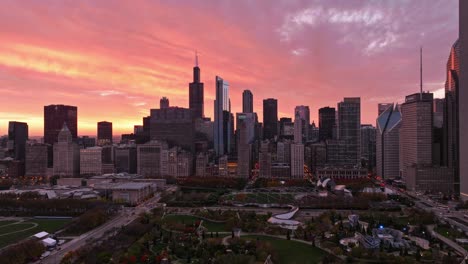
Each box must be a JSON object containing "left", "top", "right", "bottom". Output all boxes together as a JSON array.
[
  {"left": 160, "top": 97, "right": 169, "bottom": 109},
  {"left": 459, "top": 0, "right": 468, "bottom": 199},
  {"left": 337, "top": 98, "right": 361, "bottom": 165},
  {"left": 214, "top": 76, "right": 230, "bottom": 156},
  {"left": 376, "top": 104, "right": 401, "bottom": 179},
  {"left": 8, "top": 121, "right": 28, "bottom": 161},
  {"left": 44, "top": 105, "right": 77, "bottom": 145},
  {"left": 97, "top": 121, "right": 112, "bottom": 146},
  {"left": 189, "top": 53, "right": 204, "bottom": 119},
  {"left": 150, "top": 107, "right": 194, "bottom": 152},
  {"left": 319, "top": 107, "right": 335, "bottom": 141},
  {"left": 242, "top": 90, "right": 253, "bottom": 113},
  {"left": 263, "top": 98, "right": 278, "bottom": 140},
  {"left": 25, "top": 142, "right": 50, "bottom": 176}
]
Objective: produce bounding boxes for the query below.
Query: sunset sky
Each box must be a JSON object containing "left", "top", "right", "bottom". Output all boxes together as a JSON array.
[{"left": 0, "top": 0, "right": 458, "bottom": 136}]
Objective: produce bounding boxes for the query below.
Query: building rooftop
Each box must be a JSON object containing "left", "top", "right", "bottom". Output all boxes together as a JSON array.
[{"left": 112, "top": 182, "right": 152, "bottom": 190}]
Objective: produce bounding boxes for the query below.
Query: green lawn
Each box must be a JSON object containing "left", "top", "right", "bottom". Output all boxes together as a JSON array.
[
  {"left": 163, "top": 215, "right": 227, "bottom": 232},
  {"left": 242, "top": 235, "right": 326, "bottom": 264},
  {"left": 0, "top": 218, "right": 71, "bottom": 249},
  {"left": 435, "top": 226, "right": 465, "bottom": 239}
]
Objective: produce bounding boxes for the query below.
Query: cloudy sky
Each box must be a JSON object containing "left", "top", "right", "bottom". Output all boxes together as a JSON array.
[{"left": 0, "top": 0, "right": 458, "bottom": 136}]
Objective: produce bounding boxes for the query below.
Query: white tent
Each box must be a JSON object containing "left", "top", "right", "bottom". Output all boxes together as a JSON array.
[
  {"left": 33, "top": 231, "right": 49, "bottom": 239},
  {"left": 42, "top": 238, "right": 57, "bottom": 247}
]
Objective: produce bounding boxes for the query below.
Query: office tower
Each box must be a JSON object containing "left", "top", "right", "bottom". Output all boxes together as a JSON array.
[
  {"left": 400, "top": 93, "right": 433, "bottom": 180},
  {"left": 318, "top": 107, "right": 335, "bottom": 141},
  {"left": 44, "top": 105, "right": 77, "bottom": 145},
  {"left": 460, "top": 0, "right": 468, "bottom": 199},
  {"left": 150, "top": 107, "right": 194, "bottom": 152},
  {"left": 279, "top": 117, "right": 294, "bottom": 139},
  {"left": 259, "top": 140, "right": 272, "bottom": 178},
  {"left": 137, "top": 140, "right": 168, "bottom": 178},
  {"left": 25, "top": 142, "right": 49, "bottom": 176},
  {"left": 276, "top": 141, "right": 291, "bottom": 163},
  {"left": 337, "top": 98, "right": 361, "bottom": 165},
  {"left": 218, "top": 155, "right": 228, "bottom": 177},
  {"left": 433, "top": 99, "right": 445, "bottom": 166},
  {"left": 361, "top": 125, "right": 376, "bottom": 171},
  {"left": 294, "top": 105, "right": 310, "bottom": 141},
  {"left": 433, "top": 98, "right": 444, "bottom": 129},
  {"left": 189, "top": 53, "right": 204, "bottom": 119},
  {"left": 214, "top": 76, "right": 230, "bottom": 156},
  {"left": 97, "top": 121, "right": 112, "bottom": 146},
  {"left": 291, "top": 113, "right": 304, "bottom": 178},
  {"left": 53, "top": 124, "right": 80, "bottom": 177},
  {"left": 7, "top": 121, "right": 28, "bottom": 161},
  {"left": 80, "top": 147, "right": 104, "bottom": 176},
  {"left": 263, "top": 99, "right": 278, "bottom": 140},
  {"left": 237, "top": 113, "right": 255, "bottom": 178},
  {"left": 309, "top": 121, "right": 319, "bottom": 142},
  {"left": 115, "top": 145, "right": 137, "bottom": 173},
  {"left": 376, "top": 104, "right": 401, "bottom": 179},
  {"left": 294, "top": 111, "right": 302, "bottom": 144},
  {"left": 160, "top": 97, "right": 169, "bottom": 109},
  {"left": 196, "top": 152, "right": 208, "bottom": 177},
  {"left": 242, "top": 90, "right": 253, "bottom": 113}
]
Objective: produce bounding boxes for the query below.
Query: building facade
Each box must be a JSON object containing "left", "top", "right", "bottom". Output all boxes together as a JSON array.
[
  {"left": 242, "top": 90, "right": 253, "bottom": 113},
  {"left": 97, "top": 121, "right": 112, "bottom": 146},
  {"left": 376, "top": 104, "right": 401, "bottom": 179},
  {"left": 44, "top": 105, "right": 77, "bottom": 145},
  {"left": 214, "top": 76, "right": 230, "bottom": 156},
  {"left": 263, "top": 98, "right": 278, "bottom": 140},
  {"left": 150, "top": 107, "right": 194, "bottom": 152},
  {"left": 189, "top": 55, "right": 204, "bottom": 119},
  {"left": 337, "top": 98, "right": 361, "bottom": 165},
  {"left": 53, "top": 124, "right": 80, "bottom": 177},
  {"left": 8, "top": 121, "right": 28, "bottom": 161},
  {"left": 25, "top": 142, "right": 49, "bottom": 177},
  {"left": 137, "top": 141, "right": 168, "bottom": 178},
  {"left": 319, "top": 107, "right": 335, "bottom": 142}
]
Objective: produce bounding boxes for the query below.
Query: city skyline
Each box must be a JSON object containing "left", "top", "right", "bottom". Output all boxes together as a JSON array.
[{"left": 0, "top": 0, "right": 458, "bottom": 136}]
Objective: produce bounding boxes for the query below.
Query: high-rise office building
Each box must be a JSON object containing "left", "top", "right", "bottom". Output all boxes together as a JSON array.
[
  {"left": 376, "top": 104, "right": 401, "bottom": 179},
  {"left": 294, "top": 105, "right": 310, "bottom": 141},
  {"left": 263, "top": 99, "right": 278, "bottom": 140},
  {"left": 189, "top": 54, "right": 204, "bottom": 119},
  {"left": 53, "top": 124, "right": 80, "bottom": 177},
  {"left": 7, "top": 121, "right": 28, "bottom": 161},
  {"left": 44, "top": 105, "right": 77, "bottom": 145},
  {"left": 214, "top": 76, "right": 230, "bottom": 156},
  {"left": 80, "top": 147, "right": 104, "bottom": 176},
  {"left": 400, "top": 93, "right": 433, "bottom": 181},
  {"left": 361, "top": 124, "right": 376, "bottom": 171},
  {"left": 160, "top": 97, "right": 169, "bottom": 109},
  {"left": 25, "top": 142, "right": 49, "bottom": 176},
  {"left": 291, "top": 113, "right": 304, "bottom": 178},
  {"left": 137, "top": 140, "right": 169, "bottom": 178},
  {"left": 97, "top": 121, "right": 112, "bottom": 146},
  {"left": 460, "top": 0, "right": 468, "bottom": 200},
  {"left": 378, "top": 103, "right": 393, "bottom": 116},
  {"left": 237, "top": 113, "right": 255, "bottom": 178},
  {"left": 293, "top": 111, "right": 302, "bottom": 144},
  {"left": 115, "top": 145, "right": 137, "bottom": 173},
  {"left": 259, "top": 140, "right": 272, "bottom": 178},
  {"left": 150, "top": 107, "right": 194, "bottom": 152},
  {"left": 279, "top": 117, "right": 294, "bottom": 139},
  {"left": 337, "top": 98, "right": 361, "bottom": 165},
  {"left": 433, "top": 98, "right": 444, "bottom": 129},
  {"left": 242, "top": 90, "right": 253, "bottom": 113},
  {"left": 318, "top": 107, "right": 335, "bottom": 141}
]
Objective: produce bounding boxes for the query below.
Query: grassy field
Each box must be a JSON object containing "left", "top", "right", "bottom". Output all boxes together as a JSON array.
[
  {"left": 0, "top": 218, "right": 71, "bottom": 249},
  {"left": 435, "top": 226, "right": 465, "bottom": 240},
  {"left": 163, "top": 215, "right": 227, "bottom": 232},
  {"left": 223, "top": 192, "right": 295, "bottom": 204},
  {"left": 242, "top": 235, "right": 326, "bottom": 264}
]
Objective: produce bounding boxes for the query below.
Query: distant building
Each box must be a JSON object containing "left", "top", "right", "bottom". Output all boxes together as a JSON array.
[
  {"left": 263, "top": 99, "right": 278, "bottom": 140},
  {"left": 214, "top": 76, "right": 231, "bottom": 156},
  {"left": 218, "top": 155, "right": 228, "bottom": 177},
  {"left": 77, "top": 136, "right": 96, "bottom": 148},
  {"left": 80, "top": 147, "right": 104, "bottom": 176},
  {"left": 276, "top": 140, "right": 291, "bottom": 164},
  {"left": 44, "top": 105, "right": 77, "bottom": 145},
  {"left": 195, "top": 152, "right": 209, "bottom": 177},
  {"left": 290, "top": 143, "right": 304, "bottom": 178},
  {"left": 189, "top": 54, "right": 204, "bottom": 119},
  {"left": 25, "top": 142, "right": 50, "bottom": 177},
  {"left": 271, "top": 163, "right": 291, "bottom": 178},
  {"left": 337, "top": 98, "right": 361, "bottom": 165},
  {"left": 360, "top": 124, "right": 376, "bottom": 171},
  {"left": 160, "top": 97, "right": 169, "bottom": 109},
  {"left": 308, "top": 122, "right": 319, "bottom": 142},
  {"left": 150, "top": 107, "right": 194, "bottom": 152},
  {"left": 97, "top": 121, "right": 112, "bottom": 146},
  {"left": 461, "top": 0, "right": 468, "bottom": 200},
  {"left": 8, "top": 121, "right": 28, "bottom": 161},
  {"left": 405, "top": 165, "right": 454, "bottom": 194},
  {"left": 295, "top": 105, "right": 310, "bottom": 141},
  {"left": 259, "top": 140, "right": 272, "bottom": 178},
  {"left": 279, "top": 117, "right": 294, "bottom": 139},
  {"left": 376, "top": 104, "right": 401, "bottom": 179},
  {"left": 115, "top": 145, "right": 137, "bottom": 174},
  {"left": 242, "top": 90, "right": 253, "bottom": 113},
  {"left": 319, "top": 107, "right": 335, "bottom": 141},
  {"left": 112, "top": 182, "right": 153, "bottom": 205},
  {"left": 137, "top": 141, "right": 168, "bottom": 178},
  {"left": 316, "top": 166, "right": 367, "bottom": 180},
  {"left": 53, "top": 124, "right": 80, "bottom": 177}
]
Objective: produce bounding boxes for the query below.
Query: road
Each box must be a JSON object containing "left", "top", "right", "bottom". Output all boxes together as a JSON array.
[{"left": 40, "top": 194, "right": 161, "bottom": 264}]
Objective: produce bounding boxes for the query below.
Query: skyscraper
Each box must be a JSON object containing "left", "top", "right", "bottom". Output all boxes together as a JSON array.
[
  {"left": 459, "top": 0, "right": 468, "bottom": 200},
  {"left": 53, "top": 124, "right": 80, "bottom": 177},
  {"left": 137, "top": 140, "right": 169, "bottom": 178},
  {"left": 291, "top": 112, "right": 304, "bottom": 178},
  {"left": 25, "top": 142, "right": 49, "bottom": 176},
  {"left": 237, "top": 113, "right": 255, "bottom": 178},
  {"left": 7, "top": 121, "right": 28, "bottom": 161},
  {"left": 214, "top": 76, "right": 230, "bottom": 156},
  {"left": 189, "top": 53, "right": 204, "bottom": 119},
  {"left": 44, "top": 105, "right": 77, "bottom": 145},
  {"left": 361, "top": 124, "right": 376, "bottom": 171},
  {"left": 337, "top": 98, "right": 361, "bottom": 165},
  {"left": 97, "top": 121, "right": 112, "bottom": 146},
  {"left": 294, "top": 105, "right": 310, "bottom": 141},
  {"left": 160, "top": 97, "right": 169, "bottom": 109},
  {"left": 242, "top": 90, "right": 253, "bottom": 113},
  {"left": 318, "top": 107, "right": 335, "bottom": 141},
  {"left": 263, "top": 99, "right": 278, "bottom": 140},
  {"left": 150, "top": 107, "right": 194, "bottom": 152},
  {"left": 376, "top": 104, "right": 401, "bottom": 179},
  {"left": 400, "top": 93, "right": 433, "bottom": 180}
]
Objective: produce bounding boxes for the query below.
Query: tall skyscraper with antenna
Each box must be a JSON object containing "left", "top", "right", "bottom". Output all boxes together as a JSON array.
[{"left": 189, "top": 52, "right": 204, "bottom": 119}]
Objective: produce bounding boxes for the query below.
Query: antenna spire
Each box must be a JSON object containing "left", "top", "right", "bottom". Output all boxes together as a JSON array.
[
  {"left": 195, "top": 50, "right": 199, "bottom": 67},
  {"left": 420, "top": 46, "right": 423, "bottom": 99}
]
